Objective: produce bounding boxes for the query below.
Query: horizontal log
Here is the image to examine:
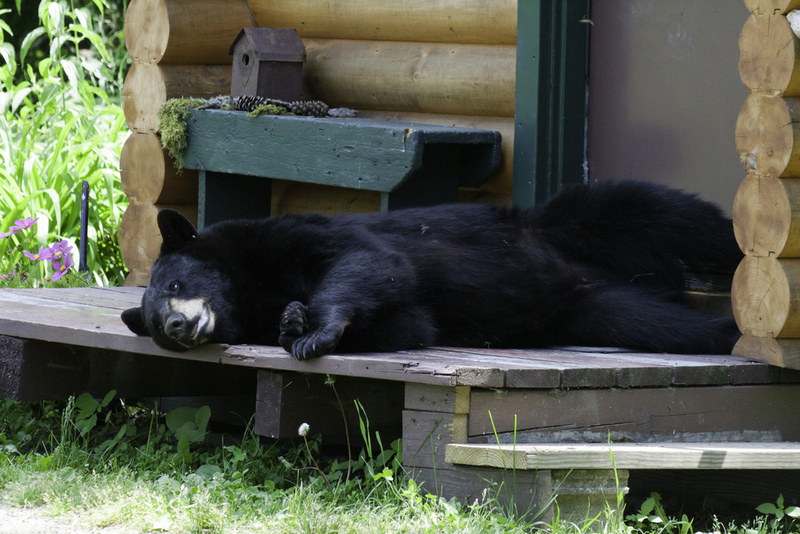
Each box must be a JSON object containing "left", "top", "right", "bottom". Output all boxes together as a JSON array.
[
  {"left": 733, "top": 174, "right": 800, "bottom": 257},
  {"left": 732, "top": 255, "right": 800, "bottom": 337},
  {"left": 304, "top": 39, "right": 516, "bottom": 117},
  {"left": 122, "top": 63, "right": 231, "bottom": 133},
  {"left": 733, "top": 333, "right": 800, "bottom": 369},
  {"left": 271, "top": 180, "right": 381, "bottom": 216},
  {"left": 251, "top": 0, "right": 517, "bottom": 45},
  {"left": 124, "top": 0, "right": 515, "bottom": 66},
  {"left": 743, "top": 0, "right": 800, "bottom": 14},
  {"left": 739, "top": 12, "right": 800, "bottom": 96},
  {"left": 735, "top": 94, "right": 800, "bottom": 178},
  {"left": 120, "top": 202, "right": 198, "bottom": 287},
  {"left": 358, "top": 111, "right": 514, "bottom": 194},
  {"left": 120, "top": 132, "right": 199, "bottom": 204},
  {"left": 124, "top": 0, "right": 252, "bottom": 64}
]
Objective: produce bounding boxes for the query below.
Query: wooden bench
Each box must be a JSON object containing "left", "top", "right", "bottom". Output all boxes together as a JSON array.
[
  {"left": 180, "top": 109, "right": 503, "bottom": 227},
  {"left": 2, "top": 287, "right": 799, "bottom": 522}
]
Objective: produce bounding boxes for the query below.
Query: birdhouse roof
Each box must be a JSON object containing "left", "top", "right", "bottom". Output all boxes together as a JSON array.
[{"left": 228, "top": 28, "right": 306, "bottom": 62}]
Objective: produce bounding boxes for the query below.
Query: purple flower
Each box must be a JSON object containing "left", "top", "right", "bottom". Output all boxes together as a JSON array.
[
  {"left": 0, "top": 270, "right": 16, "bottom": 281},
  {"left": 51, "top": 251, "right": 73, "bottom": 282},
  {"left": 49, "top": 240, "right": 73, "bottom": 261},
  {"left": 10, "top": 217, "right": 39, "bottom": 232},
  {"left": 24, "top": 246, "right": 52, "bottom": 262},
  {"left": 0, "top": 228, "right": 21, "bottom": 239}
]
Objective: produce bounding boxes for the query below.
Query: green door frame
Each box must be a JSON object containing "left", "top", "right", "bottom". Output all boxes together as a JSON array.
[{"left": 512, "top": 0, "right": 592, "bottom": 208}]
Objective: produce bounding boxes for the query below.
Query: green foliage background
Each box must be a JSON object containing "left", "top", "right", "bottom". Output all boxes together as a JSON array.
[{"left": 0, "top": 0, "right": 130, "bottom": 286}]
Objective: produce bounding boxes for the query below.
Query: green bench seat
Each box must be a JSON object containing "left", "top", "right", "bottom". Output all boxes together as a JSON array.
[{"left": 181, "top": 109, "right": 503, "bottom": 227}]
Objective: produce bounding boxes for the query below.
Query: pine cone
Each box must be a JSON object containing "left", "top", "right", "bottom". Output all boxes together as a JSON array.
[
  {"left": 289, "top": 100, "right": 330, "bottom": 117},
  {"left": 232, "top": 94, "right": 268, "bottom": 113}
]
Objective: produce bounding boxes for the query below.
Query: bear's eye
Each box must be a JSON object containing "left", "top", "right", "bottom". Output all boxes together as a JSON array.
[{"left": 167, "top": 281, "right": 180, "bottom": 292}]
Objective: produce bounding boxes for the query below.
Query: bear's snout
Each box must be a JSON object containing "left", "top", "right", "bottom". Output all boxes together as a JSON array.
[{"left": 165, "top": 313, "right": 187, "bottom": 340}]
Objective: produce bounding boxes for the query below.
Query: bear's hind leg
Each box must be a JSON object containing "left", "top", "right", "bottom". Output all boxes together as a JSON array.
[{"left": 553, "top": 283, "right": 741, "bottom": 355}]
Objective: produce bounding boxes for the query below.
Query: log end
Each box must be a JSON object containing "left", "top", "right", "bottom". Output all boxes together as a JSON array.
[
  {"left": 739, "top": 13, "right": 800, "bottom": 96},
  {"left": 732, "top": 255, "right": 796, "bottom": 337},
  {"left": 733, "top": 174, "right": 792, "bottom": 256},
  {"left": 734, "top": 94, "right": 795, "bottom": 177},
  {"left": 123, "top": 0, "right": 169, "bottom": 64}
]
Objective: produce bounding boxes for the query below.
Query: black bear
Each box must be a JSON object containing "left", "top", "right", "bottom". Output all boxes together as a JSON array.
[{"left": 121, "top": 180, "right": 742, "bottom": 359}]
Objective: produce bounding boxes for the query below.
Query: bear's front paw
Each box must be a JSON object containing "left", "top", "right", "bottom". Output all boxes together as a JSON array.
[
  {"left": 279, "top": 301, "right": 309, "bottom": 353},
  {"left": 290, "top": 327, "right": 343, "bottom": 360}
]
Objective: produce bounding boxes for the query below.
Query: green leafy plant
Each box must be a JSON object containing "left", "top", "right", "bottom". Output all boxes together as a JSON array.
[
  {"left": 626, "top": 492, "right": 693, "bottom": 534},
  {"left": 0, "top": 0, "right": 129, "bottom": 286},
  {"left": 757, "top": 494, "right": 800, "bottom": 532},
  {"left": 165, "top": 405, "right": 211, "bottom": 464}
]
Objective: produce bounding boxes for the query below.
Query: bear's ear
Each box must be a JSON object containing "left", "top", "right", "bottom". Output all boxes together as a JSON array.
[
  {"left": 157, "top": 209, "right": 197, "bottom": 254},
  {"left": 121, "top": 307, "right": 151, "bottom": 337}
]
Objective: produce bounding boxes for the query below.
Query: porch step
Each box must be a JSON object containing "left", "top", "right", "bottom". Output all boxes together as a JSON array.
[{"left": 446, "top": 442, "right": 800, "bottom": 470}]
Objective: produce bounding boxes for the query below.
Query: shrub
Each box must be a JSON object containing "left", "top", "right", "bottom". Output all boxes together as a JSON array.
[{"left": 0, "top": 0, "right": 129, "bottom": 286}]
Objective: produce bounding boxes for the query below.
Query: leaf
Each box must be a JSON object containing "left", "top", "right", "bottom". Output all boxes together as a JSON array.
[
  {"left": 60, "top": 58, "right": 80, "bottom": 90},
  {"left": 786, "top": 506, "right": 800, "bottom": 518},
  {"left": 196, "top": 464, "right": 221, "bottom": 479},
  {"left": 639, "top": 497, "right": 656, "bottom": 516},
  {"left": 100, "top": 389, "right": 116, "bottom": 407},
  {"left": 75, "top": 392, "right": 99, "bottom": 416},
  {"left": 757, "top": 503, "right": 778, "bottom": 515},
  {"left": 19, "top": 27, "right": 46, "bottom": 66}
]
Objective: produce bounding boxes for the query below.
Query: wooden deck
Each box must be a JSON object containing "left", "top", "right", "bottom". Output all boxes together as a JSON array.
[
  {"left": 0, "top": 287, "right": 789, "bottom": 389},
  {"left": 1, "top": 287, "right": 799, "bottom": 519}
]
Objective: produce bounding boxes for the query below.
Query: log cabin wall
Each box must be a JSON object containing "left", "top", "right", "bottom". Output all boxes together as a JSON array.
[
  {"left": 731, "top": 0, "right": 800, "bottom": 368},
  {"left": 119, "top": 0, "right": 517, "bottom": 285}
]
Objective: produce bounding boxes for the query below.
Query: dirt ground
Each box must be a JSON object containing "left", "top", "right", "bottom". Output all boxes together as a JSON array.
[{"left": 0, "top": 505, "right": 141, "bottom": 534}]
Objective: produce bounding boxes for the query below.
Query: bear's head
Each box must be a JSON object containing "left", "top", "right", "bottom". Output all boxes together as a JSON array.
[{"left": 121, "top": 210, "right": 241, "bottom": 351}]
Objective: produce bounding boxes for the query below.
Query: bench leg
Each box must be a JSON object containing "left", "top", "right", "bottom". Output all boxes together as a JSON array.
[
  {"left": 380, "top": 145, "right": 464, "bottom": 211},
  {"left": 199, "top": 171, "right": 272, "bottom": 229},
  {"left": 254, "top": 370, "right": 403, "bottom": 449}
]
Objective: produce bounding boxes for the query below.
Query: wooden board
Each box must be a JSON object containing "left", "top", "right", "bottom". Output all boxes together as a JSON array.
[
  {"left": 181, "top": 109, "right": 502, "bottom": 192},
  {"left": 0, "top": 335, "right": 256, "bottom": 401},
  {"left": 446, "top": 442, "right": 800, "bottom": 470},
  {"left": 468, "top": 385, "right": 800, "bottom": 443},
  {"left": 0, "top": 287, "right": 788, "bottom": 389}
]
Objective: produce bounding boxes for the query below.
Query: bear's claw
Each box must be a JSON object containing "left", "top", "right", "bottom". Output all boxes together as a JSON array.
[{"left": 279, "top": 301, "right": 309, "bottom": 354}]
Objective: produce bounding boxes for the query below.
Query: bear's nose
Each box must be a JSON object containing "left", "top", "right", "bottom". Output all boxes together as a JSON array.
[{"left": 164, "top": 313, "right": 186, "bottom": 339}]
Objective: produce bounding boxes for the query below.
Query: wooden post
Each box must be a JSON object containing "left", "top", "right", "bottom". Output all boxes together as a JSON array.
[
  {"left": 254, "top": 370, "right": 404, "bottom": 449},
  {"left": 512, "top": 0, "right": 591, "bottom": 207}
]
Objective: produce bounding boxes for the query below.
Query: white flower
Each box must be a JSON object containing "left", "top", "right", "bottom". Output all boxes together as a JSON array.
[{"left": 298, "top": 422, "right": 310, "bottom": 437}]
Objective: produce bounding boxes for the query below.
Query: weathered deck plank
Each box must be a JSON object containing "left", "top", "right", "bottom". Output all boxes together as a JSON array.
[
  {"left": 0, "top": 287, "right": 784, "bottom": 389},
  {"left": 446, "top": 442, "right": 800, "bottom": 470}
]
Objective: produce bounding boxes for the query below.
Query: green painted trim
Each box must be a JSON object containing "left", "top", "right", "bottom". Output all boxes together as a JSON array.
[
  {"left": 513, "top": 0, "right": 591, "bottom": 208},
  {"left": 182, "top": 110, "right": 501, "bottom": 194}
]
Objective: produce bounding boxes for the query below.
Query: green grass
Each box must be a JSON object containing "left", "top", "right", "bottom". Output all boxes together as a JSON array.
[
  {"left": 0, "top": 395, "right": 540, "bottom": 534},
  {"left": 2, "top": 395, "right": 799, "bottom": 534}
]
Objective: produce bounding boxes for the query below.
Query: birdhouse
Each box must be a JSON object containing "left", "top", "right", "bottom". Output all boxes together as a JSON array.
[{"left": 229, "top": 28, "right": 306, "bottom": 102}]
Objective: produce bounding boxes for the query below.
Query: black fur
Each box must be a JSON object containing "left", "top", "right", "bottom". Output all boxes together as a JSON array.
[{"left": 121, "top": 180, "right": 742, "bottom": 359}]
